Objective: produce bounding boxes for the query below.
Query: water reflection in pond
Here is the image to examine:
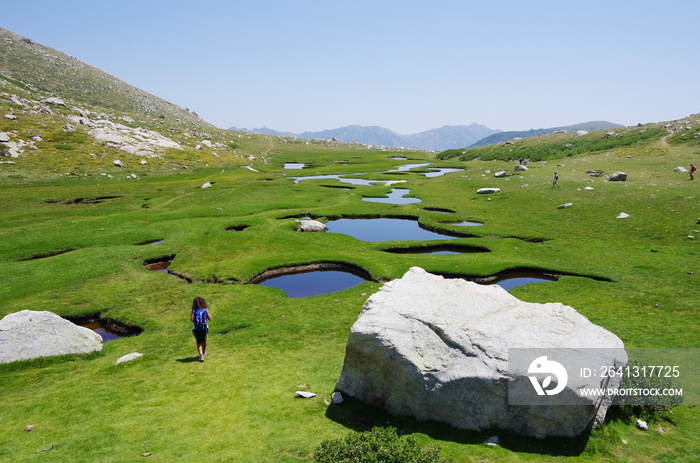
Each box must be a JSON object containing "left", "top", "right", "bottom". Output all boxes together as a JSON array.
[
  {"left": 327, "top": 218, "right": 458, "bottom": 242},
  {"left": 81, "top": 321, "right": 122, "bottom": 342},
  {"left": 382, "top": 244, "right": 489, "bottom": 255},
  {"left": 491, "top": 272, "right": 558, "bottom": 291},
  {"left": 440, "top": 220, "right": 483, "bottom": 227},
  {"left": 144, "top": 255, "right": 175, "bottom": 273},
  {"left": 362, "top": 188, "right": 421, "bottom": 205},
  {"left": 386, "top": 163, "right": 432, "bottom": 173},
  {"left": 290, "top": 174, "right": 390, "bottom": 185},
  {"left": 424, "top": 168, "right": 464, "bottom": 178},
  {"left": 258, "top": 270, "right": 366, "bottom": 298}
]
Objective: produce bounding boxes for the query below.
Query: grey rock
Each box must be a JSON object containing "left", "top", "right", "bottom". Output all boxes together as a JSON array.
[
  {"left": 43, "top": 97, "right": 67, "bottom": 106},
  {"left": 558, "top": 203, "right": 574, "bottom": 209},
  {"left": 0, "top": 310, "right": 102, "bottom": 363},
  {"left": 201, "top": 182, "right": 212, "bottom": 189},
  {"left": 636, "top": 419, "right": 648, "bottom": 431},
  {"left": 494, "top": 170, "right": 508, "bottom": 178},
  {"left": 4, "top": 114, "right": 17, "bottom": 120},
  {"left": 63, "top": 124, "right": 76, "bottom": 133},
  {"left": 295, "top": 219, "right": 327, "bottom": 232},
  {"left": 477, "top": 188, "right": 501, "bottom": 194},
  {"left": 296, "top": 391, "right": 317, "bottom": 398},
  {"left": 113, "top": 159, "right": 124, "bottom": 168},
  {"left": 115, "top": 352, "right": 143, "bottom": 364},
  {"left": 609, "top": 172, "right": 627, "bottom": 182},
  {"left": 331, "top": 391, "right": 344, "bottom": 404},
  {"left": 616, "top": 212, "right": 630, "bottom": 219},
  {"left": 0, "top": 132, "right": 9, "bottom": 142},
  {"left": 335, "top": 267, "right": 626, "bottom": 438},
  {"left": 514, "top": 164, "right": 529, "bottom": 172},
  {"left": 674, "top": 166, "right": 689, "bottom": 173}
]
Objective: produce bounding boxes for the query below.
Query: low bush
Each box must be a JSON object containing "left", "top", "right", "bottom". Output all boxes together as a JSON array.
[{"left": 314, "top": 426, "right": 449, "bottom": 463}]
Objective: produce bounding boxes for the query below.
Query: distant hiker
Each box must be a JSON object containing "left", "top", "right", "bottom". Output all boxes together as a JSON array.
[
  {"left": 552, "top": 171, "right": 560, "bottom": 188},
  {"left": 519, "top": 156, "right": 524, "bottom": 165},
  {"left": 191, "top": 296, "right": 212, "bottom": 362},
  {"left": 690, "top": 163, "right": 697, "bottom": 180}
]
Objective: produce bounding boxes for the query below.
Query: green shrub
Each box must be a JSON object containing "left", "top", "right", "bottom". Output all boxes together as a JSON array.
[
  {"left": 618, "top": 360, "right": 683, "bottom": 421},
  {"left": 314, "top": 426, "right": 449, "bottom": 463}
]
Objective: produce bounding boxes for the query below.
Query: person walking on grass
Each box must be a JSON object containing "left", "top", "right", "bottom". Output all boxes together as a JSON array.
[
  {"left": 552, "top": 171, "right": 560, "bottom": 188},
  {"left": 191, "top": 296, "right": 212, "bottom": 362},
  {"left": 690, "top": 163, "right": 696, "bottom": 180}
]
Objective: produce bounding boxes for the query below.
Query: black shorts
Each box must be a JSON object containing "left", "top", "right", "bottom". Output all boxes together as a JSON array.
[{"left": 192, "top": 328, "right": 208, "bottom": 343}]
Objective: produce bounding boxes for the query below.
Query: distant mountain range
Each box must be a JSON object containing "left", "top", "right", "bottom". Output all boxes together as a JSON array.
[
  {"left": 230, "top": 121, "right": 624, "bottom": 151},
  {"left": 228, "top": 124, "right": 500, "bottom": 152}
]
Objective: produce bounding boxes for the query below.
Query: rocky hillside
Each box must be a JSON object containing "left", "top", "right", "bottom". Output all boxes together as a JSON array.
[
  {"left": 0, "top": 28, "right": 207, "bottom": 129},
  {"left": 467, "top": 121, "right": 624, "bottom": 148}
]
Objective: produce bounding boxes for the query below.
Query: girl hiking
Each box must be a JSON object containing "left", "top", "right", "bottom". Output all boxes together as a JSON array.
[{"left": 191, "top": 296, "right": 212, "bottom": 362}]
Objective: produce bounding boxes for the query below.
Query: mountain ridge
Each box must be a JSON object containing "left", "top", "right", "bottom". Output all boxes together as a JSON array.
[
  {"left": 229, "top": 123, "right": 500, "bottom": 151},
  {"left": 231, "top": 120, "right": 625, "bottom": 152}
]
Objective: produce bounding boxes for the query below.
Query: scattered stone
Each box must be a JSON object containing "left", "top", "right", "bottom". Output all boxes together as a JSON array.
[
  {"left": 140, "top": 160, "right": 148, "bottom": 165},
  {"left": 0, "top": 132, "right": 9, "bottom": 142},
  {"left": 43, "top": 96, "right": 66, "bottom": 106},
  {"left": 575, "top": 130, "right": 589, "bottom": 137},
  {"left": 113, "top": 159, "right": 124, "bottom": 168},
  {"left": 477, "top": 188, "right": 501, "bottom": 194},
  {"left": 484, "top": 436, "right": 499, "bottom": 446},
  {"left": 609, "top": 172, "right": 627, "bottom": 182},
  {"left": 331, "top": 391, "right": 344, "bottom": 404},
  {"left": 636, "top": 420, "right": 648, "bottom": 431},
  {"left": 616, "top": 212, "right": 630, "bottom": 219},
  {"left": 24, "top": 425, "right": 35, "bottom": 432},
  {"left": 295, "top": 219, "right": 327, "bottom": 232},
  {"left": 0, "top": 310, "right": 102, "bottom": 363},
  {"left": 201, "top": 182, "right": 212, "bottom": 189},
  {"left": 115, "top": 352, "right": 143, "bottom": 364},
  {"left": 295, "top": 391, "right": 317, "bottom": 398},
  {"left": 558, "top": 203, "right": 574, "bottom": 209},
  {"left": 584, "top": 186, "right": 594, "bottom": 190},
  {"left": 63, "top": 124, "right": 76, "bottom": 132},
  {"left": 674, "top": 166, "right": 689, "bottom": 173},
  {"left": 494, "top": 170, "right": 508, "bottom": 178},
  {"left": 336, "top": 267, "right": 626, "bottom": 438},
  {"left": 514, "top": 164, "right": 528, "bottom": 172},
  {"left": 5, "top": 114, "right": 17, "bottom": 120}
]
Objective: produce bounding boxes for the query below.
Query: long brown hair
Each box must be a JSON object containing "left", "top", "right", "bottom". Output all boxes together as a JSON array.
[{"left": 192, "top": 296, "right": 208, "bottom": 311}]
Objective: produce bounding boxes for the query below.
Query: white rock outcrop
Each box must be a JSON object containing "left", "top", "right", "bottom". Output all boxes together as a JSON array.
[
  {"left": 0, "top": 310, "right": 102, "bottom": 363},
  {"left": 295, "top": 219, "right": 327, "bottom": 232},
  {"left": 477, "top": 188, "right": 501, "bottom": 194},
  {"left": 335, "top": 267, "right": 626, "bottom": 438}
]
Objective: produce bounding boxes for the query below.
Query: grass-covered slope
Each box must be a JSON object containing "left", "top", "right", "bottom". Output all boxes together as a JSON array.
[{"left": 1, "top": 27, "right": 698, "bottom": 463}]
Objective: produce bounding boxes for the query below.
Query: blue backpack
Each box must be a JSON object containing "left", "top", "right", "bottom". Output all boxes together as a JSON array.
[{"left": 193, "top": 308, "right": 209, "bottom": 330}]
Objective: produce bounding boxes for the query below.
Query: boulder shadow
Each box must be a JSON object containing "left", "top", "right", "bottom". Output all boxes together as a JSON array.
[{"left": 324, "top": 395, "right": 590, "bottom": 456}]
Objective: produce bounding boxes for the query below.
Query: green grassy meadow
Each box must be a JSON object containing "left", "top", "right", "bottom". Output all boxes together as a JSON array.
[{"left": 1, "top": 126, "right": 699, "bottom": 462}]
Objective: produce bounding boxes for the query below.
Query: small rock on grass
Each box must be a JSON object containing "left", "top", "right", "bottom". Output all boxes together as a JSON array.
[
  {"left": 636, "top": 419, "right": 648, "bottom": 431},
  {"left": 295, "top": 391, "right": 317, "bottom": 398}
]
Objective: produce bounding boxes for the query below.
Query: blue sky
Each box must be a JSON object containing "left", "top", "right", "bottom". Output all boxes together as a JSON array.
[{"left": 3, "top": 1, "right": 698, "bottom": 133}]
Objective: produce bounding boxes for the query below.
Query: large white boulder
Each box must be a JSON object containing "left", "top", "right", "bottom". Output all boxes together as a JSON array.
[
  {"left": 336, "top": 267, "right": 626, "bottom": 438},
  {"left": 0, "top": 310, "right": 102, "bottom": 363}
]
